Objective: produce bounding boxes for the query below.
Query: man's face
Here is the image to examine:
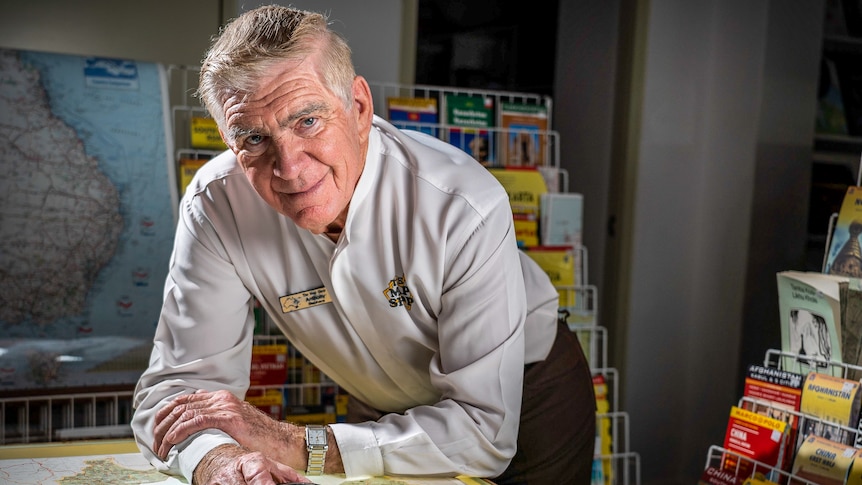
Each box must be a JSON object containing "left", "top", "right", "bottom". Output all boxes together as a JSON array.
[{"left": 220, "top": 54, "right": 372, "bottom": 235}]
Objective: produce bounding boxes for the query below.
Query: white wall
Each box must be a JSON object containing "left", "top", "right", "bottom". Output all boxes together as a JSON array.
[
  {"left": 0, "top": 0, "right": 224, "bottom": 66},
  {"left": 613, "top": 1, "right": 822, "bottom": 482},
  {"left": 553, "top": 1, "right": 619, "bottom": 336},
  {"left": 245, "top": 0, "right": 413, "bottom": 86},
  {"left": 0, "top": 0, "right": 411, "bottom": 88}
]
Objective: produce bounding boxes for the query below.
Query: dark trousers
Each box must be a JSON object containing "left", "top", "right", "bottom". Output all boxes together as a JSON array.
[{"left": 347, "top": 321, "right": 596, "bottom": 484}]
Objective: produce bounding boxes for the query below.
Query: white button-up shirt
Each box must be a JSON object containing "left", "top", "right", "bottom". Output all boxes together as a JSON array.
[{"left": 132, "top": 116, "right": 559, "bottom": 481}]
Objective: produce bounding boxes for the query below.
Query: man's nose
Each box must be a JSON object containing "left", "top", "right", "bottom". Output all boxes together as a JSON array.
[{"left": 272, "top": 135, "right": 305, "bottom": 179}]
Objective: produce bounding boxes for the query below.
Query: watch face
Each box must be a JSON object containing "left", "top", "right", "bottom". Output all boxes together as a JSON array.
[{"left": 308, "top": 427, "right": 327, "bottom": 445}]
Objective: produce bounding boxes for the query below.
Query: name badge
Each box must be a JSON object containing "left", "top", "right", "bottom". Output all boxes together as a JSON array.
[{"left": 279, "top": 287, "right": 332, "bottom": 313}]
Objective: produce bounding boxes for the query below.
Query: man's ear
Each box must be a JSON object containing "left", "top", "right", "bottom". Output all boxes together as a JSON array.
[{"left": 352, "top": 75, "right": 374, "bottom": 138}]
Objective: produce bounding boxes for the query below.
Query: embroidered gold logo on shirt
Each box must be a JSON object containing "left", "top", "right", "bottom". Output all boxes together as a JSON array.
[
  {"left": 280, "top": 287, "right": 331, "bottom": 313},
  {"left": 383, "top": 275, "right": 413, "bottom": 310}
]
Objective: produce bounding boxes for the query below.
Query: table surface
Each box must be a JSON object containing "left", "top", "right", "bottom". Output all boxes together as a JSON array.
[{"left": 0, "top": 440, "right": 493, "bottom": 485}]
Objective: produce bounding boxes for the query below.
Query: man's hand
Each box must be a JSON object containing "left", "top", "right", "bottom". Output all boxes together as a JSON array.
[
  {"left": 152, "top": 390, "right": 306, "bottom": 468},
  {"left": 192, "top": 443, "right": 310, "bottom": 485}
]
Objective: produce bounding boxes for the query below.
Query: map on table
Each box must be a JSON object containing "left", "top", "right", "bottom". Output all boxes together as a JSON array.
[
  {"left": 0, "top": 48, "right": 177, "bottom": 392},
  {"left": 0, "top": 452, "right": 493, "bottom": 485},
  {"left": 0, "top": 454, "right": 175, "bottom": 485}
]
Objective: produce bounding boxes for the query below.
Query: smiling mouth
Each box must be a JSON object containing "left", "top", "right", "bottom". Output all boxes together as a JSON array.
[{"left": 280, "top": 173, "right": 326, "bottom": 196}]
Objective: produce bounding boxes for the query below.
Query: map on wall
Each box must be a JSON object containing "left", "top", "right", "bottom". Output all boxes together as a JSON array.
[{"left": 0, "top": 48, "right": 177, "bottom": 392}]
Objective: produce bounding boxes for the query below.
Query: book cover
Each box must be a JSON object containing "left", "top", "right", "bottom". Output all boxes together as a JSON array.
[
  {"left": 593, "top": 374, "right": 612, "bottom": 485},
  {"left": 540, "top": 192, "right": 583, "bottom": 279},
  {"left": 524, "top": 246, "right": 576, "bottom": 309},
  {"left": 498, "top": 101, "right": 549, "bottom": 167},
  {"left": 721, "top": 405, "right": 789, "bottom": 475},
  {"left": 249, "top": 343, "right": 288, "bottom": 386},
  {"left": 387, "top": 96, "right": 439, "bottom": 137},
  {"left": 825, "top": 186, "right": 862, "bottom": 278},
  {"left": 799, "top": 371, "right": 861, "bottom": 447},
  {"left": 245, "top": 388, "right": 283, "bottom": 420},
  {"left": 840, "top": 282, "right": 862, "bottom": 383},
  {"left": 697, "top": 466, "right": 746, "bottom": 485},
  {"left": 177, "top": 157, "right": 208, "bottom": 195},
  {"left": 513, "top": 213, "right": 539, "bottom": 248},
  {"left": 444, "top": 94, "right": 495, "bottom": 166},
  {"left": 791, "top": 435, "right": 857, "bottom": 485},
  {"left": 741, "top": 474, "right": 778, "bottom": 485},
  {"left": 776, "top": 271, "right": 844, "bottom": 373},
  {"left": 488, "top": 167, "right": 548, "bottom": 217},
  {"left": 540, "top": 192, "right": 583, "bottom": 247},
  {"left": 190, "top": 116, "right": 227, "bottom": 150},
  {"left": 740, "top": 364, "right": 804, "bottom": 472},
  {"left": 847, "top": 454, "right": 862, "bottom": 485}
]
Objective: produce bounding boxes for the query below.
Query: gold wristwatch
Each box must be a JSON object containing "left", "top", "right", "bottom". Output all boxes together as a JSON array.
[{"left": 305, "top": 424, "right": 328, "bottom": 475}]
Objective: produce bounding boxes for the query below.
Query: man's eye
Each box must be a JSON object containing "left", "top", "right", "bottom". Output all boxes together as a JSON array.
[
  {"left": 302, "top": 117, "right": 316, "bottom": 128},
  {"left": 247, "top": 134, "right": 265, "bottom": 145}
]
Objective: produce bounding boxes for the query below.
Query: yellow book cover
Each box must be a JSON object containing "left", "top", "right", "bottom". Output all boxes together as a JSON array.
[
  {"left": 245, "top": 388, "right": 283, "bottom": 420},
  {"left": 190, "top": 116, "right": 227, "bottom": 150},
  {"left": 487, "top": 167, "right": 548, "bottom": 217},
  {"left": 523, "top": 247, "right": 575, "bottom": 308},
  {"left": 512, "top": 213, "right": 539, "bottom": 248},
  {"left": 800, "top": 371, "right": 861, "bottom": 427},
  {"left": 593, "top": 374, "right": 612, "bottom": 485},
  {"left": 847, "top": 454, "right": 862, "bottom": 485},
  {"left": 741, "top": 475, "right": 778, "bottom": 485},
  {"left": 178, "top": 157, "right": 207, "bottom": 194},
  {"left": 792, "top": 435, "right": 857, "bottom": 485},
  {"left": 826, "top": 185, "right": 862, "bottom": 278}
]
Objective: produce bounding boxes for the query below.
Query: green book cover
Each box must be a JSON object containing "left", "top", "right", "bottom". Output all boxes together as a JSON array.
[
  {"left": 444, "top": 94, "right": 495, "bottom": 166},
  {"left": 777, "top": 271, "right": 845, "bottom": 376}
]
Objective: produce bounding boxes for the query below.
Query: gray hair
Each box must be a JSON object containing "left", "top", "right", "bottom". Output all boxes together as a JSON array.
[{"left": 197, "top": 5, "right": 355, "bottom": 129}]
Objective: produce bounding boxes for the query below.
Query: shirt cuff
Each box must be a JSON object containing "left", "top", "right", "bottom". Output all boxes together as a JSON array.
[
  {"left": 177, "top": 429, "right": 240, "bottom": 483},
  {"left": 330, "top": 422, "right": 384, "bottom": 478}
]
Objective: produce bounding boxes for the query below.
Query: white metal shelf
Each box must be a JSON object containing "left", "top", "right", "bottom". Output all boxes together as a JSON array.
[
  {"left": 704, "top": 445, "right": 820, "bottom": 485},
  {"left": 700, "top": 349, "right": 862, "bottom": 481}
]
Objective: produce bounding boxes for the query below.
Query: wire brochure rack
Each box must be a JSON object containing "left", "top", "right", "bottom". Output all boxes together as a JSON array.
[{"left": 700, "top": 349, "right": 862, "bottom": 483}]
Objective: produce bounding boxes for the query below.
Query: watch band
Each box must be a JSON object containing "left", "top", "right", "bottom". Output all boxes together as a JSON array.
[{"left": 305, "top": 424, "right": 328, "bottom": 475}]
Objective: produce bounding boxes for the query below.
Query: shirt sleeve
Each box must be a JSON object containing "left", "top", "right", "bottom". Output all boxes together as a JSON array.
[{"left": 131, "top": 189, "right": 256, "bottom": 482}]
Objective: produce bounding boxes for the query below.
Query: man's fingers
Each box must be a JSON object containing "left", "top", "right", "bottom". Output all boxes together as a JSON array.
[
  {"left": 270, "top": 460, "right": 312, "bottom": 483},
  {"left": 238, "top": 452, "right": 310, "bottom": 485},
  {"left": 152, "top": 391, "right": 218, "bottom": 459}
]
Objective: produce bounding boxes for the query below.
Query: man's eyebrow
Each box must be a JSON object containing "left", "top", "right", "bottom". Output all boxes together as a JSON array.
[
  {"left": 226, "top": 125, "right": 257, "bottom": 142},
  {"left": 281, "top": 102, "right": 330, "bottom": 126}
]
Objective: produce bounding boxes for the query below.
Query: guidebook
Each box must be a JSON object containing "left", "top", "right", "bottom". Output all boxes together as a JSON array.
[
  {"left": 792, "top": 435, "right": 858, "bottom": 485},
  {"left": 776, "top": 271, "right": 845, "bottom": 374},
  {"left": 825, "top": 186, "right": 862, "bottom": 278},
  {"left": 498, "top": 101, "right": 549, "bottom": 167},
  {"left": 740, "top": 364, "right": 804, "bottom": 472},
  {"left": 721, "top": 405, "right": 789, "bottom": 476},
  {"left": 387, "top": 96, "right": 439, "bottom": 137},
  {"left": 443, "top": 94, "right": 495, "bottom": 166}
]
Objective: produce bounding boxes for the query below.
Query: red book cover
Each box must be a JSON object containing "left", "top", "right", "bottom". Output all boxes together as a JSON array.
[
  {"left": 698, "top": 466, "right": 746, "bottom": 485},
  {"left": 722, "top": 406, "right": 788, "bottom": 476},
  {"left": 740, "top": 364, "right": 804, "bottom": 471},
  {"left": 249, "top": 343, "right": 288, "bottom": 386}
]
